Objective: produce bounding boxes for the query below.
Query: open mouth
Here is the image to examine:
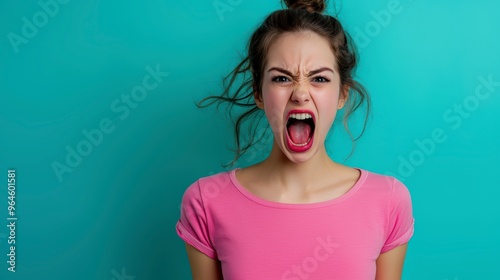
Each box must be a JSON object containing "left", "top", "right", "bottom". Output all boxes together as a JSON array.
[{"left": 285, "top": 110, "right": 315, "bottom": 152}]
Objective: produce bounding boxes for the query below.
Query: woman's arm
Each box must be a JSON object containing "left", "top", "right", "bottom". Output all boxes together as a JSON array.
[
  {"left": 375, "top": 243, "right": 408, "bottom": 280},
  {"left": 185, "top": 243, "right": 223, "bottom": 280}
]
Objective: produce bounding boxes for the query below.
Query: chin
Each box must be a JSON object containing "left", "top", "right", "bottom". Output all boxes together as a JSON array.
[{"left": 280, "top": 140, "right": 320, "bottom": 164}]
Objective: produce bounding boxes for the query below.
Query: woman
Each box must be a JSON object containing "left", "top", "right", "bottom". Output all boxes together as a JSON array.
[{"left": 176, "top": 0, "right": 414, "bottom": 279}]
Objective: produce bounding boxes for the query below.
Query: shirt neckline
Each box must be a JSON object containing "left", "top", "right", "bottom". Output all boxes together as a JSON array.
[{"left": 228, "top": 167, "right": 368, "bottom": 209}]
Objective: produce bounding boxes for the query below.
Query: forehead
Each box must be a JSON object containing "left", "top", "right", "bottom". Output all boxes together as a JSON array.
[{"left": 265, "top": 31, "right": 337, "bottom": 72}]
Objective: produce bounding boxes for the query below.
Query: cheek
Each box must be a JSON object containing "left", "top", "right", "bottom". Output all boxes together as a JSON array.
[
  {"left": 264, "top": 103, "right": 284, "bottom": 133},
  {"left": 262, "top": 94, "right": 286, "bottom": 132},
  {"left": 263, "top": 94, "right": 281, "bottom": 109},
  {"left": 316, "top": 91, "right": 341, "bottom": 124}
]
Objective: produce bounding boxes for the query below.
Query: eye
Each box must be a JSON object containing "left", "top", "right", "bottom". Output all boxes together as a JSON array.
[
  {"left": 312, "top": 76, "right": 330, "bottom": 83},
  {"left": 271, "top": 76, "right": 290, "bottom": 83}
]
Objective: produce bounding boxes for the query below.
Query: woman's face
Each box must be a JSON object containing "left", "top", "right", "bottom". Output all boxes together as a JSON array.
[{"left": 256, "top": 31, "right": 346, "bottom": 163}]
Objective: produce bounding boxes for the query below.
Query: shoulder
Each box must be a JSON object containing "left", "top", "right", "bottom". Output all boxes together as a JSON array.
[
  {"left": 359, "top": 168, "right": 412, "bottom": 201},
  {"left": 357, "top": 169, "right": 414, "bottom": 233},
  {"left": 181, "top": 169, "right": 236, "bottom": 205}
]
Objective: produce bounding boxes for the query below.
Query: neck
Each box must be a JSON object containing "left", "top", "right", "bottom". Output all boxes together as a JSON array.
[{"left": 257, "top": 140, "right": 341, "bottom": 192}]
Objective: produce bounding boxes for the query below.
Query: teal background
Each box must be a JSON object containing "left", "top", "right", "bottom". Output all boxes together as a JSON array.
[{"left": 1, "top": 0, "right": 499, "bottom": 279}]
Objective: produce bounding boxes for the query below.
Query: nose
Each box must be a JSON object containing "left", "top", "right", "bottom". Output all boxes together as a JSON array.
[{"left": 291, "top": 83, "right": 310, "bottom": 104}]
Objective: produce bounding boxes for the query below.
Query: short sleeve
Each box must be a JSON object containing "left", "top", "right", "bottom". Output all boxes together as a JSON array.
[
  {"left": 380, "top": 177, "right": 415, "bottom": 253},
  {"left": 175, "top": 180, "right": 217, "bottom": 259}
]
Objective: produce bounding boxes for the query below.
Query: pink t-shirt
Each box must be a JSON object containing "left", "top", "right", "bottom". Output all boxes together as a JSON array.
[{"left": 176, "top": 168, "right": 414, "bottom": 279}]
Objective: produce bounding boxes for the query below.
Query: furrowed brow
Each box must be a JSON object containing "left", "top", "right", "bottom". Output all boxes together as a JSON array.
[
  {"left": 267, "top": 67, "right": 295, "bottom": 77},
  {"left": 306, "top": 67, "right": 334, "bottom": 77},
  {"left": 267, "top": 67, "right": 334, "bottom": 77}
]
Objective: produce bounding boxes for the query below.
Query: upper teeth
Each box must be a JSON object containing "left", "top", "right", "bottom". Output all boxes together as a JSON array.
[{"left": 289, "top": 113, "right": 312, "bottom": 120}]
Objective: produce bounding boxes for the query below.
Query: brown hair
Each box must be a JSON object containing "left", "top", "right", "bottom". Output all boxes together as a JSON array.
[{"left": 198, "top": 0, "right": 371, "bottom": 166}]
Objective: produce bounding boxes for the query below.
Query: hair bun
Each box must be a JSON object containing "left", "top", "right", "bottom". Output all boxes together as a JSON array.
[{"left": 283, "top": 0, "right": 326, "bottom": 13}]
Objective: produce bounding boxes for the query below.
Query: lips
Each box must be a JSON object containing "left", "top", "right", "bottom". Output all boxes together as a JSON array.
[{"left": 285, "top": 109, "right": 316, "bottom": 153}]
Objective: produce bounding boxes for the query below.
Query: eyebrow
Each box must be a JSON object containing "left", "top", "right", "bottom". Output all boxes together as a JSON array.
[{"left": 267, "top": 67, "right": 334, "bottom": 77}]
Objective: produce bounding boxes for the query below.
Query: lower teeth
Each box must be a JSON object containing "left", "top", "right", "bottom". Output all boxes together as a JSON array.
[{"left": 291, "top": 138, "right": 311, "bottom": 146}]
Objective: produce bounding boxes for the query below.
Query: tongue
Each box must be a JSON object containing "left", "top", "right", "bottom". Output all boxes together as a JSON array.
[{"left": 288, "top": 121, "right": 311, "bottom": 144}]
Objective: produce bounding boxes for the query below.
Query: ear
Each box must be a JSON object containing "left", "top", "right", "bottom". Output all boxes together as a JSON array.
[
  {"left": 338, "top": 85, "right": 349, "bottom": 109},
  {"left": 254, "top": 90, "right": 264, "bottom": 109}
]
